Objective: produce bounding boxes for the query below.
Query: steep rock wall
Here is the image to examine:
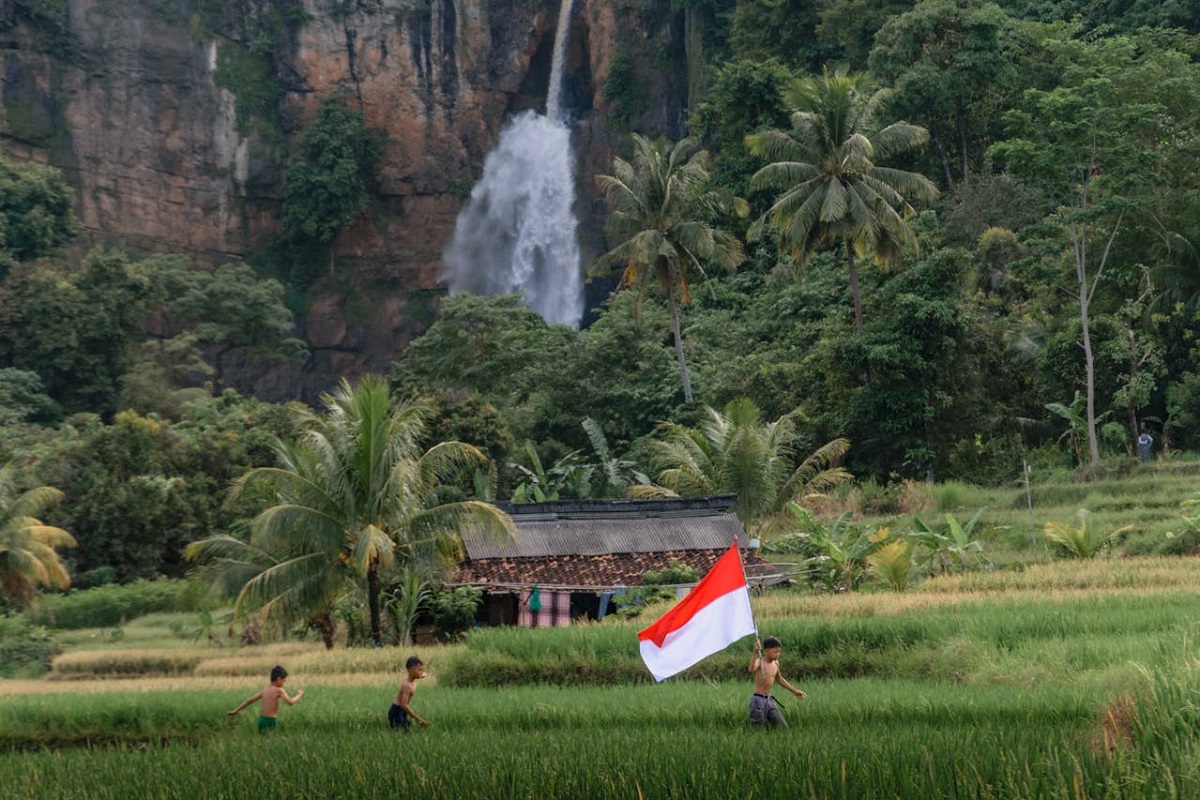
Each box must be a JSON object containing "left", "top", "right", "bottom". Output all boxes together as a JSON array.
[{"left": 0, "top": 0, "right": 686, "bottom": 401}]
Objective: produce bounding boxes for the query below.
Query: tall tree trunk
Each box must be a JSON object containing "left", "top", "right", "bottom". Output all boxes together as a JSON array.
[
  {"left": 956, "top": 111, "right": 970, "bottom": 183},
  {"left": 367, "top": 559, "right": 383, "bottom": 647},
  {"left": 1079, "top": 278, "right": 1101, "bottom": 465},
  {"left": 1071, "top": 208, "right": 1101, "bottom": 466},
  {"left": 930, "top": 125, "right": 955, "bottom": 188},
  {"left": 311, "top": 612, "right": 336, "bottom": 650},
  {"left": 845, "top": 240, "right": 865, "bottom": 333},
  {"left": 667, "top": 290, "right": 694, "bottom": 403},
  {"left": 213, "top": 344, "right": 233, "bottom": 389},
  {"left": 1070, "top": 191, "right": 1123, "bottom": 467},
  {"left": 1127, "top": 324, "right": 1140, "bottom": 442},
  {"left": 684, "top": 5, "right": 705, "bottom": 112}
]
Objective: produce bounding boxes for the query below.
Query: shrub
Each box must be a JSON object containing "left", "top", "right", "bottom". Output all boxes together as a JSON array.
[
  {"left": 612, "top": 560, "right": 703, "bottom": 616},
  {"left": 0, "top": 615, "right": 58, "bottom": 677},
  {"left": 853, "top": 478, "right": 897, "bottom": 515},
  {"left": 429, "top": 586, "right": 482, "bottom": 641},
  {"left": 1156, "top": 494, "right": 1200, "bottom": 555},
  {"left": 27, "top": 580, "right": 207, "bottom": 629}
]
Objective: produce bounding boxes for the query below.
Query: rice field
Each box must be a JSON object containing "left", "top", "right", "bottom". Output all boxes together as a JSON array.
[
  {"left": 4, "top": 673, "right": 1200, "bottom": 799},
  {"left": 843, "top": 460, "right": 1200, "bottom": 565},
  {"left": 6, "top": 557, "right": 1200, "bottom": 798},
  {"left": 0, "top": 680, "right": 1141, "bottom": 799}
]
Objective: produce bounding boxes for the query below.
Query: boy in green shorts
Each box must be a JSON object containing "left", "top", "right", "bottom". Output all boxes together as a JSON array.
[{"left": 228, "top": 664, "right": 304, "bottom": 732}]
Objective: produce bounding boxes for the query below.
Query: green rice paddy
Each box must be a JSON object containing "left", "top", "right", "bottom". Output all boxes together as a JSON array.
[{"left": 7, "top": 558, "right": 1200, "bottom": 798}]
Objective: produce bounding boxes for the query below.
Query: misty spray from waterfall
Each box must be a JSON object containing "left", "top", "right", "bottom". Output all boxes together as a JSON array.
[{"left": 441, "top": 0, "right": 583, "bottom": 328}]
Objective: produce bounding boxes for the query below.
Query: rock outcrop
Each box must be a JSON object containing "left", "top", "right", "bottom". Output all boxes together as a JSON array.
[{"left": 0, "top": 0, "right": 686, "bottom": 401}]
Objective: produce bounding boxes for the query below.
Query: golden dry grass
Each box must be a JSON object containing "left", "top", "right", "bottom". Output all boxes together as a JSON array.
[
  {"left": 753, "top": 555, "right": 1200, "bottom": 619},
  {"left": 1089, "top": 693, "right": 1140, "bottom": 756},
  {"left": 920, "top": 556, "right": 1200, "bottom": 592},
  {"left": 42, "top": 640, "right": 467, "bottom": 687},
  {"left": 192, "top": 642, "right": 456, "bottom": 677},
  {"left": 0, "top": 672, "right": 407, "bottom": 697}
]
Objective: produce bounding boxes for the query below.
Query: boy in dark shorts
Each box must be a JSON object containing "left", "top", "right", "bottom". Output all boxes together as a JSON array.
[
  {"left": 228, "top": 664, "right": 304, "bottom": 733},
  {"left": 748, "top": 636, "right": 806, "bottom": 728},
  {"left": 389, "top": 656, "right": 429, "bottom": 730}
]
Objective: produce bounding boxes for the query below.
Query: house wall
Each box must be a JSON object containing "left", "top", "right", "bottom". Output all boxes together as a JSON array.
[{"left": 518, "top": 588, "right": 572, "bottom": 627}]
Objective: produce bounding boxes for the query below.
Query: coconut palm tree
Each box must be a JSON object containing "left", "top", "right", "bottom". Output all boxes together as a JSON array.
[
  {"left": 627, "top": 398, "right": 851, "bottom": 541},
  {"left": 746, "top": 65, "right": 939, "bottom": 332},
  {"left": 1043, "top": 509, "right": 1132, "bottom": 559},
  {"left": 186, "top": 375, "right": 515, "bottom": 648},
  {"left": 0, "top": 467, "right": 76, "bottom": 608},
  {"left": 590, "top": 133, "right": 745, "bottom": 403},
  {"left": 1150, "top": 232, "right": 1200, "bottom": 315}
]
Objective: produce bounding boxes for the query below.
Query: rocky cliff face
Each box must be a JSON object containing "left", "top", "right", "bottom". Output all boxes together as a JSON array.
[{"left": 0, "top": 0, "right": 686, "bottom": 401}]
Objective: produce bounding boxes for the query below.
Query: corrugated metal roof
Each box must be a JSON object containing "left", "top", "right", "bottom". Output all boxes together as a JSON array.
[{"left": 463, "top": 496, "right": 745, "bottom": 559}]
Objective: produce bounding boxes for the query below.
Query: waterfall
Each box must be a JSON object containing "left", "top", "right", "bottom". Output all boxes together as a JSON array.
[
  {"left": 441, "top": 0, "right": 583, "bottom": 329},
  {"left": 546, "top": 0, "right": 576, "bottom": 124}
]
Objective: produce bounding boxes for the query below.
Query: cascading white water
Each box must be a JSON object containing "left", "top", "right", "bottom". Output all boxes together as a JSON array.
[
  {"left": 545, "top": 0, "right": 575, "bottom": 125},
  {"left": 441, "top": 0, "right": 583, "bottom": 329}
]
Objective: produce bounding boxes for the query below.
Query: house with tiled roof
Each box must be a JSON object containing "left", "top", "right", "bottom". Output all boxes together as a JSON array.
[{"left": 452, "top": 495, "right": 786, "bottom": 628}]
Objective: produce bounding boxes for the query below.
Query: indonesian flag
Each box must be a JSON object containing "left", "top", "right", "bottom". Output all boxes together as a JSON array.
[{"left": 637, "top": 543, "right": 756, "bottom": 682}]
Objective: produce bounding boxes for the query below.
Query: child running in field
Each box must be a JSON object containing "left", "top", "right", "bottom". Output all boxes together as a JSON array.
[
  {"left": 388, "top": 656, "right": 429, "bottom": 730},
  {"left": 748, "top": 636, "right": 806, "bottom": 728},
  {"left": 228, "top": 664, "right": 304, "bottom": 733}
]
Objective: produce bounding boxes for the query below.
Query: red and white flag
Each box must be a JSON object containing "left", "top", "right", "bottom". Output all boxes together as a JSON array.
[{"left": 637, "top": 543, "right": 756, "bottom": 682}]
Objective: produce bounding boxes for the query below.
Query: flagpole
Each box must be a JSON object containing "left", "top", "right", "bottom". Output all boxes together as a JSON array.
[{"left": 735, "top": 536, "right": 766, "bottom": 679}]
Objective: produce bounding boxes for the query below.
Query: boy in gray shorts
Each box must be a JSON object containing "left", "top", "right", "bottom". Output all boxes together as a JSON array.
[{"left": 748, "top": 636, "right": 806, "bottom": 728}]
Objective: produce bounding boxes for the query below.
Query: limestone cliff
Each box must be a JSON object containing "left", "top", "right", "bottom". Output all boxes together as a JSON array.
[{"left": 0, "top": 0, "right": 686, "bottom": 401}]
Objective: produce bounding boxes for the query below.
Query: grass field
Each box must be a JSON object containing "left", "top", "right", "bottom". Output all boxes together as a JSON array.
[
  {"left": 837, "top": 460, "right": 1200, "bottom": 566},
  {"left": 6, "top": 554, "right": 1200, "bottom": 798},
  {"left": 0, "top": 679, "right": 1123, "bottom": 799}
]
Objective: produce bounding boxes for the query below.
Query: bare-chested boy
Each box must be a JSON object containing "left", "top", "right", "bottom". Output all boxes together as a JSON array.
[
  {"left": 389, "top": 656, "right": 429, "bottom": 730},
  {"left": 748, "top": 636, "right": 806, "bottom": 728},
  {"left": 228, "top": 664, "right": 304, "bottom": 733}
]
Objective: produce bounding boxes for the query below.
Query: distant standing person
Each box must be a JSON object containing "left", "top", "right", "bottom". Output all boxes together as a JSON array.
[
  {"left": 389, "top": 656, "right": 429, "bottom": 730},
  {"left": 228, "top": 664, "right": 303, "bottom": 733},
  {"left": 1137, "top": 428, "right": 1154, "bottom": 463},
  {"left": 748, "top": 636, "right": 806, "bottom": 729}
]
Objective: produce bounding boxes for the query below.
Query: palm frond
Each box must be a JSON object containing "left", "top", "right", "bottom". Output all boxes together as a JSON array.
[
  {"left": 8, "top": 486, "right": 65, "bottom": 518},
  {"left": 871, "top": 121, "right": 929, "bottom": 162},
  {"left": 239, "top": 552, "right": 343, "bottom": 628},
  {"left": 405, "top": 501, "right": 516, "bottom": 561},
  {"left": 24, "top": 524, "right": 76, "bottom": 549},
  {"left": 626, "top": 484, "right": 682, "bottom": 500},
  {"left": 419, "top": 441, "right": 489, "bottom": 488}
]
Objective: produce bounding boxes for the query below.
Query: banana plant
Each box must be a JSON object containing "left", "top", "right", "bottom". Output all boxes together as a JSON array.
[
  {"left": 800, "top": 509, "right": 890, "bottom": 593},
  {"left": 190, "top": 609, "right": 229, "bottom": 646},
  {"left": 910, "top": 509, "right": 990, "bottom": 574},
  {"left": 509, "top": 440, "right": 593, "bottom": 501},
  {"left": 581, "top": 417, "right": 649, "bottom": 497}
]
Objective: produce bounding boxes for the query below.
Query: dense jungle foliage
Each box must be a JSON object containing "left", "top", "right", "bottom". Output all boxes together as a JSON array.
[{"left": 4, "top": 0, "right": 1200, "bottom": 613}]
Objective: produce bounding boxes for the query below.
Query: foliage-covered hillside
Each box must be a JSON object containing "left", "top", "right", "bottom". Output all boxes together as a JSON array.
[{"left": 5, "top": 0, "right": 1200, "bottom": 612}]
